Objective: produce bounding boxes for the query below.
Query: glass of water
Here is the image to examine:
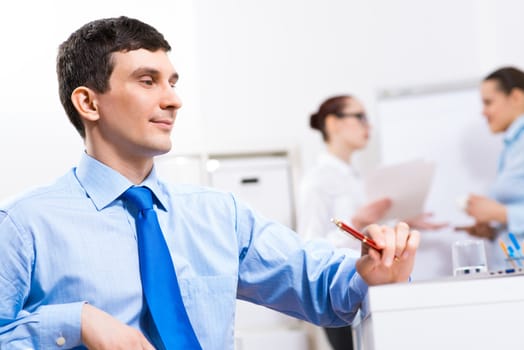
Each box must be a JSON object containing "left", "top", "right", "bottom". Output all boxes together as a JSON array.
[{"left": 452, "top": 240, "right": 488, "bottom": 276}]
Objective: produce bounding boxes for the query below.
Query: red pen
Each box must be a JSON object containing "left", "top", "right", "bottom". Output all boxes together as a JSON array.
[
  {"left": 331, "top": 218, "right": 383, "bottom": 251},
  {"left": 332, "top": 218, "right": 401, "bottom": 262}
]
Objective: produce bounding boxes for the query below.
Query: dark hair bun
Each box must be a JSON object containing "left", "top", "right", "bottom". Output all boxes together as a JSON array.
[{"left": 310, "top": 113, "right": 320, "bottom": 130}]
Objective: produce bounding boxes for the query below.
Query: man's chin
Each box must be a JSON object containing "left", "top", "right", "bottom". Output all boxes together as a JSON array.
[{"left": 151, "top": 143, "right": 172, "bottom": 157}]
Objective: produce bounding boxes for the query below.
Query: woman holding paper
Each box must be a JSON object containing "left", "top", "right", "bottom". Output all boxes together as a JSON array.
[
  {"left": 297, "top": 95, "right": 390, "bottom": 252},
  {"left": 298, "top": 95, "right": 444, "bottom": 251},
  {"left": 462, "top": 67, "right": 524, "bottom": 268},
  {"left": 297, "top": 95, "right": 382, "bottom": 350},
  {"left": 297, "top": 94, "right": 441, "bottom": 350}
]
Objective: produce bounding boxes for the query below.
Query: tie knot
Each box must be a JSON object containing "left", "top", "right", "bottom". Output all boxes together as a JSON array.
[{"left": 122, "top": 186, "right": 154, "bottom": 211}]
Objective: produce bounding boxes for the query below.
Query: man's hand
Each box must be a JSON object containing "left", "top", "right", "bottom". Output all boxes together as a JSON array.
[
  {"left": 81, "top": 304, "right": 155, "bottom": 350},
  {"left": 356, "top": 222, "right": 420, "bottom": 285}
]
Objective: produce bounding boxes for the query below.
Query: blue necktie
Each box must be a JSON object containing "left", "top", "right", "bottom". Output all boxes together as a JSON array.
[{"left": 122, "top": 186, "right": 201, "bottom": 350}]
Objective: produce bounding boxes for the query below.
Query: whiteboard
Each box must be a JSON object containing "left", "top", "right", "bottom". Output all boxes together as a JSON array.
[
  {"left": 377, "top": 84, "right": 503, "bottom": 224},
  {"left": 376, "top": 84, "right": 503, "bottom": 279}
]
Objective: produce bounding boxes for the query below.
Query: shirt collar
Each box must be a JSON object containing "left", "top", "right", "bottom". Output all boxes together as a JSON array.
[
  {"left": 75, "top": 152, "right": 168, "bottom": 211},
  {"left": 504, "top": 114, "right": 524, "bottom": 144},
  {"left": 317, "top": 152, "right": 357, "bottom": 176}
]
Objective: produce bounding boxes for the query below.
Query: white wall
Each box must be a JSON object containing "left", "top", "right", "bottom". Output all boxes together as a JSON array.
[
  {"left": 1, "top": 0, "right": 524, "bottom": 200},
  {"left": 191, "top": 0, "right": 524, "bottom": 175}
]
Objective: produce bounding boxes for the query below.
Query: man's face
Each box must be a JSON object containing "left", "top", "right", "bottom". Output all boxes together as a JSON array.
[{"left": 94, "top": 49, "right": 181, "bottom": 161}]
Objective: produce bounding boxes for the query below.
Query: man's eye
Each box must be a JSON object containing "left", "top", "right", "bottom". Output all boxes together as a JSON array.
[{"left": 140, "top": 78, "right": 154, "bottom": 86}]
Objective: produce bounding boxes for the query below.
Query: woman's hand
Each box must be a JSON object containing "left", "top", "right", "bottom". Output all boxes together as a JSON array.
[
  {"left": 455, "top": 222, "right": 496, "bottom": 240},
  {"left": 352, "top": 197, "right": 392, "bottom": 230},
  {"left": 465, "top": 194, "right": 507, "bottom": 224},
  {"left": 404, "top": 212, "right": 448, "bottom": 230}
]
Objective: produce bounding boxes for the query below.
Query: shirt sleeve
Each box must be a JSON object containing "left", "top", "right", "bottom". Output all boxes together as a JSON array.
[
  {"left": 506, "top": 203, "right": 524, "bottom": 234},
  {"left": 234, "top": 197, "right": 368, "bottom": 327},
  {"left": 493, "top": 135, "right": 524, "bottom": 234},
  {"left": 0, "top": 212, "right": 84, "bottom": 349}
]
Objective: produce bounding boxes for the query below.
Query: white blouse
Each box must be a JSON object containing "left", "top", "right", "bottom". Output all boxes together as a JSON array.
[{"left": 297, "top": 152, "right": 366, "bottom": 250}]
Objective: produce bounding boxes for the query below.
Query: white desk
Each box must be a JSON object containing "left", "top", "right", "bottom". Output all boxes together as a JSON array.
[{"left": 357, "top": 271, "right": 524, "bottom": 350}]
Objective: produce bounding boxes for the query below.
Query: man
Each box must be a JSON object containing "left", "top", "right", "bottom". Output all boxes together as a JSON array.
[{"left": 0, "top": 16, "right": 419, "bottom": 349}]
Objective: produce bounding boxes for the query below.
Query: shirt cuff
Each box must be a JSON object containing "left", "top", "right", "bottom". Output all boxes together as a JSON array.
[
  {"left": 349, "top": 272, "right": 369, "bottom": 318},
  {"left": 39, "top": 301, "right": 85, "bottom": 349}
]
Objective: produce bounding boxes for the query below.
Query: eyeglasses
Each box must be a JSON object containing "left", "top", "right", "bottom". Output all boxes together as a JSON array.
[{"left": 336, "top": 112, "right": 368, "bottom": 123}]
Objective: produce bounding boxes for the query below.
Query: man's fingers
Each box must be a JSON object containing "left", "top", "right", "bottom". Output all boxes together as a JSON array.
[
  {"left": 381, "top": 226, "right": 395, "bottom": 266},
  {"left": 356, "top": 250, "right": 381, "bottom": 276},
  {"left": 402, "top": 229, "right": 420, "bottom": 259},
  {"left": 395, "top": 222, "right": 410, "bottom": 258},
  {"left": 365, "top": 224, "right": 398, "bottom": 266},
  {"left": 364, "top": 224, "right": 384, "bottom": 246}
]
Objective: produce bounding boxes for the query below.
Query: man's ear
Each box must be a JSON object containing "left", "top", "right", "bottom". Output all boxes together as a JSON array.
[{"left": 71, "top": 86, "right": 100, "bottom": 122}]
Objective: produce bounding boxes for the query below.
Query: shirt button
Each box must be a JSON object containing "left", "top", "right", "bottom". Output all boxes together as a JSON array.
[{"left": 56, "top": 336, "right": 66, "bottom": 346}]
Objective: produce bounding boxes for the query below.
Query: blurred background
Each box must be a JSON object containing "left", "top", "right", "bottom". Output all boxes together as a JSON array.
[{"left": 2, "top": 0, "right": 522, "bottom": 199}]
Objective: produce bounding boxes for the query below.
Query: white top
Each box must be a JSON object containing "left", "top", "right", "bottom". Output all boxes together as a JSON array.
[{"left": 297, "top": 152, "right": 365, "bottom": 250}]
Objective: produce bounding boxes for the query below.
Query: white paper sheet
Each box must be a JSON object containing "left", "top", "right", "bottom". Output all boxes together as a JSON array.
[{"left": 364, "top": 159, "right": 435, "bottom": 221}]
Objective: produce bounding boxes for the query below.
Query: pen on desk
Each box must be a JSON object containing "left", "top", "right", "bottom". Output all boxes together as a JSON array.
[
  {"left": 508, "top": 246, "right": 523, "bottom": 267},
  {"left": 499, "top": 239, "right": 518, "bottom": 269},
  {"left": 508, "top": 233, "right": 523, "bottom": 266},
  {"left": 508, "top": 232, "right": 522, "bottom": 254}
]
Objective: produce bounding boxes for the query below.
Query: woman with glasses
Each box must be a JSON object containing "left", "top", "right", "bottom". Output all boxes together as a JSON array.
[
  {"left": 297, "top": 95, "right": 387, "bottom": 350},
  {"left": 297, "top": 94, "right": 444, "bottom": 350},
  {"left": 298, "top": 95, "right": 390, "bottom": 251},
  {"left": 461, "top": 67, "right": 524, "bottom": 270}
]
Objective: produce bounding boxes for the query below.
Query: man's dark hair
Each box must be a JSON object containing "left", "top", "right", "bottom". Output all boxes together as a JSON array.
[{"left": 56, "top": 16, "right": 171, "bottom": 138}]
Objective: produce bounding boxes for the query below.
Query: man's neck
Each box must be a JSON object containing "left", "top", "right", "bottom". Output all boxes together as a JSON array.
[{"left": 85, "top": 144, "right": 154, "bottom": 185}]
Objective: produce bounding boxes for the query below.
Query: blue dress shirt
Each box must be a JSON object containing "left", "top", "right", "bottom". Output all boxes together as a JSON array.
[
  {"left": 492, "top": 114, "right": 524, "bottom": 234},
  {"left": 0, "top": 153, "right": 368, "bottom": 349},
  {"left": 484, "top": 114, "right": 524, "bottom": 270}
]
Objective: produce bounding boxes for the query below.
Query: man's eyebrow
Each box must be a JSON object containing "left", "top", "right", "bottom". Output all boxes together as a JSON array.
[
  {"left": 132, "top": 67, "right": 159, "bottom": 77},
  {"left": 131, "top": 67, "right": 179, "bottom": 82}
]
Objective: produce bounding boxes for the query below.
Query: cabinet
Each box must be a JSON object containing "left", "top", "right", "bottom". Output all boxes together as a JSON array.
[
  {"left": 356, "top": 272, "right": 524, "bottom": 349},
  {"left": 206, "top": 153, "right": 295, "bottom": 228}
]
